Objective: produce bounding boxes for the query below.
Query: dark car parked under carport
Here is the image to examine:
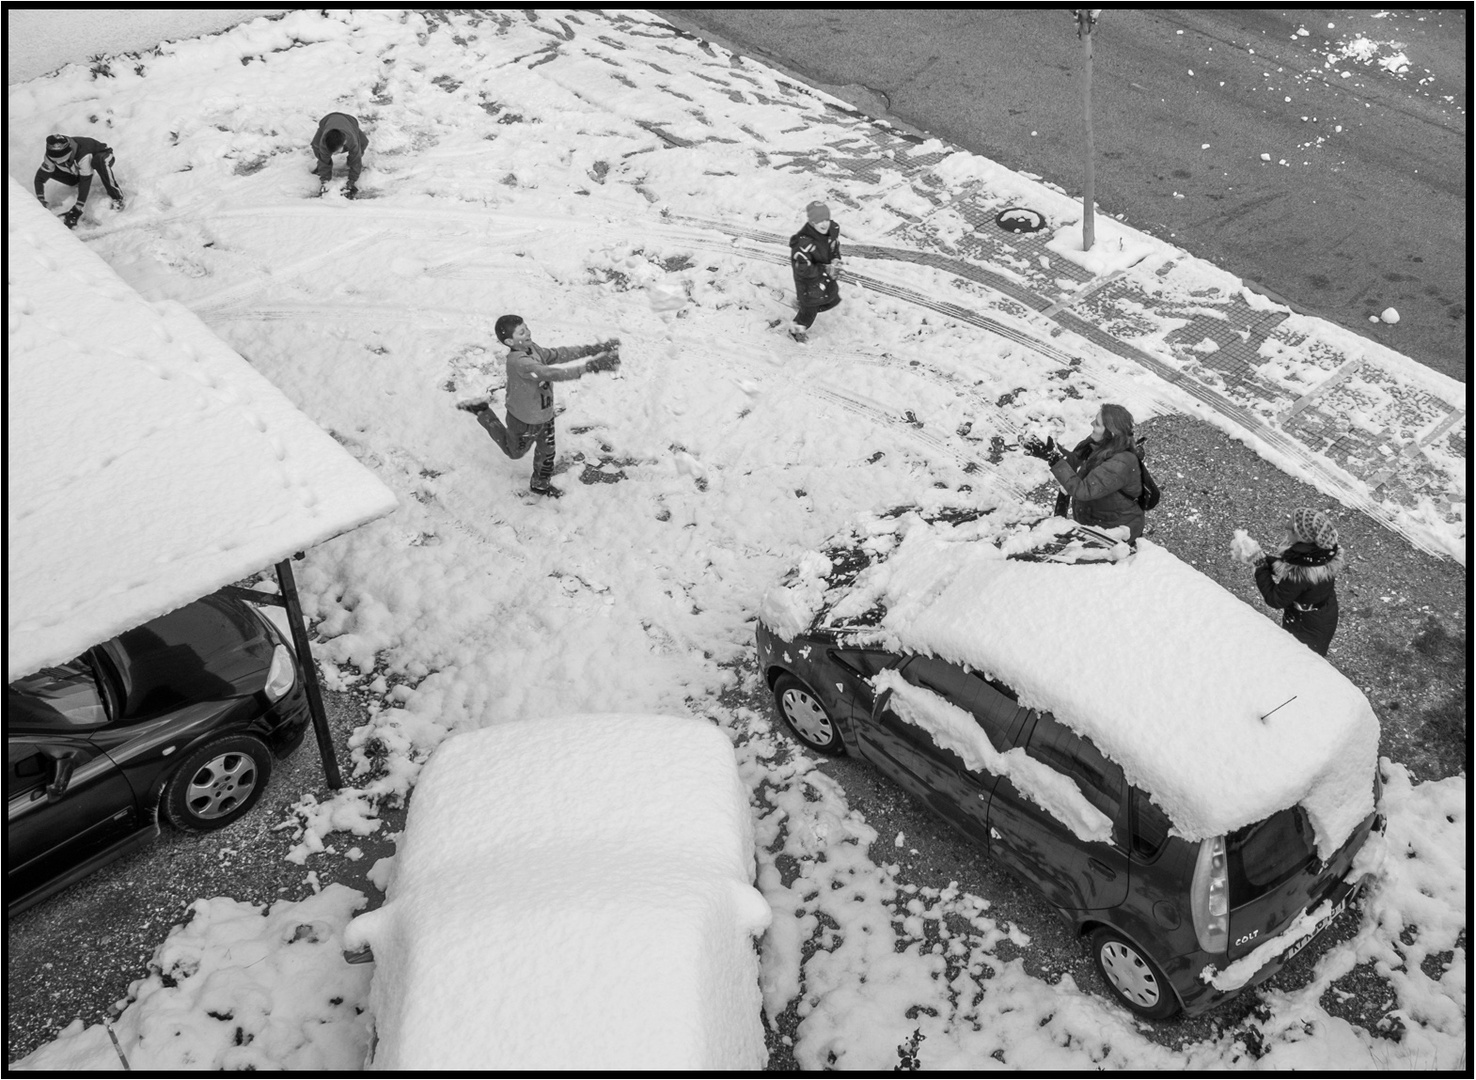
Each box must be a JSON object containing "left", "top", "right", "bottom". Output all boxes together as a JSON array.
[{"left": 7, "top": 592, "right": 311, "bottom": 915}]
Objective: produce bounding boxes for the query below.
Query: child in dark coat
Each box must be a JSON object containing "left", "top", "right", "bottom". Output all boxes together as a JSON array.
[
  {"left": 787, "top": 201, "right": 842, "bottom": 342},
  {"left": 1253, "top": 508, "right": 1344, "bottom": 656}
]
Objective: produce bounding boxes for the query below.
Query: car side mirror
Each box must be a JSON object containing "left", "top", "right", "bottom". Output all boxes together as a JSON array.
[
  {"left": 44, "top": 749, "right": 79, "bottom": 801},
  {"left": 871, "top": 686, "right": 894, "bottom": 720}
]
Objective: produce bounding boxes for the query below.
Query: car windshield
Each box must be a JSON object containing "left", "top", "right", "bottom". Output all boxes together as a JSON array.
[
  {"left": 1226, "top": 804, "right": 1317, "bottom": 900},
  {"left": 7, "top": 658, "right": 108, "bottom": 728}
]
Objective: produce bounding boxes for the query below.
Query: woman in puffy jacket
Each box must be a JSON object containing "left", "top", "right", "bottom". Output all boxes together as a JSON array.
[
  {"left": 1253, "top": 508, "right": 1344, "bottom": 656},
  {"left": 1025, "top": 404, "right": 1145, "bottom": 539}
]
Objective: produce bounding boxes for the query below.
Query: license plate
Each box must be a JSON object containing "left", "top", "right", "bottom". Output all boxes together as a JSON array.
[{"left": 1282, "top": 879, "right": 1361, "bottom": 963}]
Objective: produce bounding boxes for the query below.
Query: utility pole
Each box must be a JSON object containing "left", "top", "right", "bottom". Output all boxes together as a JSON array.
[{"left": 1075, "top": 9, "right": 1101, "bottom": 251}]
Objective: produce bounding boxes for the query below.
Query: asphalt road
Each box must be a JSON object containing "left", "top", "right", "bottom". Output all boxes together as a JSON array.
[{"left": 659, "top": 8, "right": 1468, "bottom": 382}]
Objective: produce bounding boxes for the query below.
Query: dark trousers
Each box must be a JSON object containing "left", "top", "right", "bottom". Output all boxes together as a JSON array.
[
  {"left": 794, "top": 274, "right": 841, "bottom": 328},
  {"left": 477, "top": 410, "right": 556, "bottom": 489}
]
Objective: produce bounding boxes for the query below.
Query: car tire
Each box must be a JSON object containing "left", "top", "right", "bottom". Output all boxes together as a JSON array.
[
  {"left": 161, "top": 735, "right": 273, "bottom": 833},
  {"left": 1089, "top": 927, "right": 1180, "bottom": 1020},
  {"left": 772, "top": 673, "right": 845, "bottom": 755}
]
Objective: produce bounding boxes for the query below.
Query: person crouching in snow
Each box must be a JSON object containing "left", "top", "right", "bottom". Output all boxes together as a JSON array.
[
  {"left": 457, "top": 315, "right": 620, "bottom": 499},
  {"left": 1251, "top": 508, "right": 1344, "bottom": 656},
  {"left": 1023, "top": 404, "right": 1144, "bottom": 539},
  {"left": 312, "top": 112, "right": 369, "bottom": 198},
  {"left": 788, "top": 200, "right": 842, "bottom": 342},
  {"left": 35, "top": 134, "right": 125, "bottom": 229}
]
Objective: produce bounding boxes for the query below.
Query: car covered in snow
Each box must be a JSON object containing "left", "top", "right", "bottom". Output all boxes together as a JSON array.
[
  {"left": 7, "top": 592, "right": 310, "bottom": 916},
  {"left": 342, "top": 713, "right": 772, "bottom": 1071},
  {"left": 755, "top": 505, "right": 1384, "bottom": 1020}
]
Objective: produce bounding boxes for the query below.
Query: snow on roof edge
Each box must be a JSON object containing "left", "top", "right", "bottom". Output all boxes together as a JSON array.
[{"left": 7, "top": 178, "right": 398, "bottom": 681}]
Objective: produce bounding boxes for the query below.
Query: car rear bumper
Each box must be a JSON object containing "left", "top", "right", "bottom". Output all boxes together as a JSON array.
[{"left": 1177, "top": 810, "right": 1385, "bottom": 1016}]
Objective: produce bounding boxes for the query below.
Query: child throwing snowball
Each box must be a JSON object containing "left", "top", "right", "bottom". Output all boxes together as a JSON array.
[
  {"left": 1237, "top": 508, "right": 1344, "bottom": 656},
  {"left": 457, "top": 315, "right": 619, "bottom": 499},
  {"left": 787, "top": 200, "right": 843, "bottom": 342}
]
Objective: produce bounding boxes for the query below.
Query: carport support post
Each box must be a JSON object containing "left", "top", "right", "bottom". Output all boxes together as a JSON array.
[
  {"left": 275, "top": 557, "right": 343, "bottom": 789},
  {"left": 1077, "top": 9, "right": 1099, "bottom": 251}
]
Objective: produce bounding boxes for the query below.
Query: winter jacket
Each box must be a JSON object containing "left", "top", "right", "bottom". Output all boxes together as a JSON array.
[
  {"left": 34, "top": 135, "right": 116, "bottom": 206},
  {"left": 790, "top": 221, "right": 842, "bottom": 310},
  {"left": 311, "top": 113, "right": 368, "bottom": 184},
  {"left": 1050, "top": 447, "right": 1144, "bottom": 538},
  {"left": 504, "top": 341, "right": 599, "bottom": 424},
  {"left": 1254, "top": 542, "right": 1342, "bottom": 656}
]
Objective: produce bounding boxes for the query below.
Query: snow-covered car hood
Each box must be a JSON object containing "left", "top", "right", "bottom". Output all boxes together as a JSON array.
[{"left": 758, "top": 508, "right": 1380, "bottom": 857}]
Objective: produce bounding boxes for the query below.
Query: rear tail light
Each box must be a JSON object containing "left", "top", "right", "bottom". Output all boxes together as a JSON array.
[
  {"left": 264, "top": 644, "right": 296, "bottom": 702},
  {"left": 1191, "top": 834, "right": 1229, "bottom": 953}
]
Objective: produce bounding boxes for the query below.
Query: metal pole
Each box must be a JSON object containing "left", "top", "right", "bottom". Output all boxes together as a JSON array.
[
  {"left": 275, "top": 557, "right": 343, "bottom": 789},
  {"left": 1081, "top": 13, "right": 1096, "bottom": 252}
]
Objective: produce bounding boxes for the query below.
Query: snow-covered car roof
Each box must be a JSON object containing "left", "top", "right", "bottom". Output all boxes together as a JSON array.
[
  {"left": 342, "top": 713, "right": 771, "bottom": 1071},
  {"left": 758, "top": 508, "right": 1380, "bottom": 856},
  {"left": 7, "top": 179, "right": 397, "bottom": 681}
]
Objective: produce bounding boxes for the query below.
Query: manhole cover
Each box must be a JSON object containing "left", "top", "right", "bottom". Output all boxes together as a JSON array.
[{"left": 994, "top": 207, "right": 1047, "bottom": 234}]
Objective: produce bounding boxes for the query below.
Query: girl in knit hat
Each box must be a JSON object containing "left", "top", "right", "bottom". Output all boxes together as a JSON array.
[{"left": 1252, "top": 507, "right": 1344, "bottom": 655}]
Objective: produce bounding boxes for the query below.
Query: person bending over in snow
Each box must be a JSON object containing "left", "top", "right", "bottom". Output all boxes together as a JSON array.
[
  {"left": 788, "top": 200, "right": 843, "bottom": 343},
  {"left": 1023, "top": 403, "right": 1144, "bottom": 539},
  {"left": 457, "top": 315, "right": 620, "bottom": 499},
  {"left": 1249, "top": 508, "right": 1344, "bottom": 656},
  {"left": 311, "top": 112, "right": 369, "bottom": 198},
  {"left": 35, "top": 134, "right": 125, "bottom": 229}
]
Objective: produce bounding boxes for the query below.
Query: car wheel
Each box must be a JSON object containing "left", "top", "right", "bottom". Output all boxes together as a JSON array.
[
  {"left": 161, "top": 735, "right": 273, "bottom": 833},
  {"left": 1089, "top": 927, "right": 1180, "bottom": 1020},
  {"left": 772, "top": 674, "right": 844, "bottom": 755}
]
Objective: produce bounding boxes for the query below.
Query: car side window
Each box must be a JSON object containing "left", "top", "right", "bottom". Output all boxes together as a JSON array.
[
  {"left": 7, "top": 743, "right": 49, "bottom": 799},
  {"left": 1130, "top": 787, "right": 1172, "bottom": 859},
  {"left": 7, "top": 659, "right": 108, "bottom": 729},
  {"left": 1024, "top": 711, "right": 1125, "bottom": 830},
  {"left": 900, "top": 656, "right": 1022, "bottom": 753},
  {"left": 829, "top": 648, "right": 898, "bottom": 679}
]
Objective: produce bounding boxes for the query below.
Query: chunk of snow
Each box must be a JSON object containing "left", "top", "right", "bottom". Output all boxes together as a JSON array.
[{"left": 1380, "top": 307, "right": 1400, "bottom": 324}]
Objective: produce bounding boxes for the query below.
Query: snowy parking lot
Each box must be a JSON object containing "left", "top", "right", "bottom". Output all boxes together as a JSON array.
[{"left": 7, "top": 9, "right": 1466, "bottom": 1071}]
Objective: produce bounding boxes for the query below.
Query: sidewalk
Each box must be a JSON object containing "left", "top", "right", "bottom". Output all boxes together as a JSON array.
[{"left": 612, "top": 12, "right": 1466, "bottom": 562}]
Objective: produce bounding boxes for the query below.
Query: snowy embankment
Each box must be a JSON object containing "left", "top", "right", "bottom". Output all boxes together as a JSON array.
[{"left": 8, "top": 9, "right": 1465, "bottom": 1071}]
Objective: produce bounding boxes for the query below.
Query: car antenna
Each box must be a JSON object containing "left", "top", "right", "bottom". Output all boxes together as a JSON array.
[{"left": 1258, "top": 695, "right": 1297, "bottom": 723}]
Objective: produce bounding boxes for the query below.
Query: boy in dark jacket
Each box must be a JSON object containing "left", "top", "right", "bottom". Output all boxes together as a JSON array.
[
  {"left": 312, "top": 112, "right": 369, "bottom": 197},
  {"left": 1253, "top": 508, "right": 1343, "bottom": 656},
  {"left": 788, "top": 200, "right": 842, "bottom": 342},
  {"left": 35, "top": 134, "right": 125, "bottom": 228},
  {"left": 457, "top": 315, "right": 620, "bottom": 498}
]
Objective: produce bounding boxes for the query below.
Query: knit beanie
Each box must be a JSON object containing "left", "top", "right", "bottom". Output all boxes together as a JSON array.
[
  {"left": 1289, "top": 508, "right": 1338, "bottom": 549},
  {"left": 806, "top": 200, "right": 830, "bottom": 225},
  {"left": 46, "top": 134, "right": 73, "bottom": 158}
]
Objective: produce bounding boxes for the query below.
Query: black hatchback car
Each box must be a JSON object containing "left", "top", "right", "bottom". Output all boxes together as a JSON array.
[
  {"left": 755, "top": 508, "right": 1384, "bottom": 1020},
  {"left": 7, "top": 592, "right": 310, "bottom": 915}
]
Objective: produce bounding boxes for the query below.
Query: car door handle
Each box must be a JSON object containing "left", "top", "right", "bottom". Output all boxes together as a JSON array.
[{"left": 1088, "top": 857, "right": 1118, "bottom": 880}]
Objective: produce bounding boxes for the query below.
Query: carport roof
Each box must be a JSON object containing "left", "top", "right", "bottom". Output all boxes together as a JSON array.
[{"left": 6, "top": 178, "right": 398, "bottom": 682}]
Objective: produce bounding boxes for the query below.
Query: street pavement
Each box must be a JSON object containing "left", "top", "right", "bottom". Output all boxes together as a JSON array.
[
  {"left": 659, "top": 8, "right": 1468, "bottom": 384},
  {"left": 644, "top": 11, "right": 1465, "bottom": 560}
]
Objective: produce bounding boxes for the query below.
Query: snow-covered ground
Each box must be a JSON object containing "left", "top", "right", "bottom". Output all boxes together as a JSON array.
[{"left": 8, "top": 9, "right": 1466, "bottom": 1071}]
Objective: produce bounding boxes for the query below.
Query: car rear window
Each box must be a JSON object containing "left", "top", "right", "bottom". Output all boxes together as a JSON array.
[{"left": 1226, "top": 805, "right": 1317, "bottom": 899}]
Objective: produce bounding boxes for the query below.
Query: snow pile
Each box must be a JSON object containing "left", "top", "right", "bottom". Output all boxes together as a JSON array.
[
  {"left": 12, "top": 886, "right": 373, "bottom": 1072},
  {"left": 342, "top": 714, "right": 771, "bottom": 1071},
  {"left": 6, "top": 180, "right": 396, "bottom": 681}
]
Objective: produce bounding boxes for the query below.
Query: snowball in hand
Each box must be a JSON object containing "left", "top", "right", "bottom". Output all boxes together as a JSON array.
[{"left": 1230, "top": 529, "right": 1263, "bottom": 564}]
